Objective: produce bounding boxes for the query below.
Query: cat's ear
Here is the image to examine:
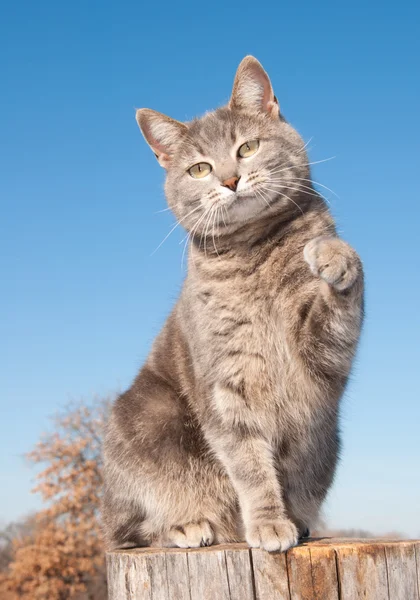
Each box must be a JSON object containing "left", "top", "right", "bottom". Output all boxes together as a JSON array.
[
  {"left": 229, "top": 56, "right": 279, "bottom": 118},
  {"left": 136, "top": 109, "right": 187, "bottom": 168}
]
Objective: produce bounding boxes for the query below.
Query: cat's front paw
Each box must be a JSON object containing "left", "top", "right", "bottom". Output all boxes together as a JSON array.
[
  {"left": 246, "top": 518, "right": 298, "bottom": 552},
  {"left": 304, "top": 236, "right": 361, "bottom": 292},
  {"left": 164, "top": 520, "right": 214, "bottom": 548}
]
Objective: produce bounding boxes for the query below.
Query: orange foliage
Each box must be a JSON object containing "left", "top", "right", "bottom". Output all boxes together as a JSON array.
[{"left": 0, "top": 401, "right": 109, "bottom": 599}]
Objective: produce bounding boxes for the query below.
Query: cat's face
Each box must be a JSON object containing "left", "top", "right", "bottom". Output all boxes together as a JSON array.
[{"left": 137, "top": 57, "right": 310, "bottom": 237}]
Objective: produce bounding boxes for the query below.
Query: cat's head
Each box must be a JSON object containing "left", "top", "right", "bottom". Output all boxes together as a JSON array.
[{"left": 136, "top": 56, "right": 310, "bottom": 238}]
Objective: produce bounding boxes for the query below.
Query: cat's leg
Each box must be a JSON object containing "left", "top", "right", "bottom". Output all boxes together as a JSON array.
[
  {"left": 102, "top": 458, "right": 239, "bottom": 550},
  {"left": 269, "top": 236, "right": 363, "bottom": 540},
  {"left": 102, "top": 371, "right": 240, "bottom": 550},
  {"left": 299, "top": 236, "right": 364, "bottom": 371},
  {"left": 281, "top": 449, "right": 338, "bottom": 540},
  {"left": 279, "top": 235, "right": 364, "bottom": 383},
  {"left": 101, "top": 491, "right": 148, "bottom": 550},
  {"left": 103, "top": 444, "right": 239, "bottom": 549},
  {"left": 205, "top": 390, "right": 298, "bottom": 553},
  {"left": 284, "top": 492, "right": 321, "bottom": 539},
  {"left": 102, "top": 491, "right": 219, "bottom": 550}
]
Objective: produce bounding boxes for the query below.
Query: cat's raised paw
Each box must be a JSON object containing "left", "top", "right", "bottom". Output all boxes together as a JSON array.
[
  {"left": 165, "top": 520, "right": 214, "bottom": 548},
  {"left": 304, "top": 236, "right": 360, "bottom": 292},
  {"left": 246, "top": 518, "right": 298, "bottom": 553}
]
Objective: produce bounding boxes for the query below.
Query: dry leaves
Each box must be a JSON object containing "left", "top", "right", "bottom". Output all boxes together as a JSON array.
[{"left": 0, "top": 401, "right": 110, "bottom": 599}]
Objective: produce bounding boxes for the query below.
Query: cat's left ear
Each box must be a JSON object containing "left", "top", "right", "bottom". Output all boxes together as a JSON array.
[
  {"left": 229, "top": 56, "right": 279, "bottom": 118},
  {"left": 136, "top": 108, "right": 187, "bottom": 169}
]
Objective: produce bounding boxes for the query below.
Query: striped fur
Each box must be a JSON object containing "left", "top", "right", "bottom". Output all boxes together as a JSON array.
[{"left": 102, "top": 57, "right": 364, "bottom": 553}]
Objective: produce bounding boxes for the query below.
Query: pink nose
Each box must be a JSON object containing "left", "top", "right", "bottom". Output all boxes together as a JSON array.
[{"left": 222, "top": 176, "right": 240, "bottom": 191}]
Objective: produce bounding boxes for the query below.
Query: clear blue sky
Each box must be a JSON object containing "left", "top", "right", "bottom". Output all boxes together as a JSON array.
[{"left": 1, "top": 0, "right": 419, "bottom": 536}]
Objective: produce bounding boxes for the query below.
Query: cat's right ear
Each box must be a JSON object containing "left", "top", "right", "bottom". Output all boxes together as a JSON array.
[{"left": 136, "top": 109, "right": 187, "bottom": 169}]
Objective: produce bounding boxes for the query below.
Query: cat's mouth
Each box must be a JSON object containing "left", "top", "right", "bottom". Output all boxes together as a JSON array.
[
  {"left": 222, "top": 191, "right": 254, "bottom": 213},
  {"left": 230, "top": 187, "right": 260, "bottom": 201},
  {"left": 229, "top": 185, "right": 274, "bottom": 207},
  {"left": 218, "top": 188, "right": 274, "bottom": 226}
]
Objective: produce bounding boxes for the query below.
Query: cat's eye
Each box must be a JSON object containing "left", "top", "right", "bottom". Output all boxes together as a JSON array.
[
  {"left": 188, "top": 162, "right": 212, "bottom": 179},
  {"left": 238, "top": 139, "right": 260, "bottom": 158}
]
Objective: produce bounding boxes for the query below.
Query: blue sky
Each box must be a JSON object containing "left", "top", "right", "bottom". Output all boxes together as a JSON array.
[{"left": 1, "top": 0, "right": 419, "bottom": 535}]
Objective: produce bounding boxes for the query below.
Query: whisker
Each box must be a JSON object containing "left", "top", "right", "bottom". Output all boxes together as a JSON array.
[
  {"left": 192, "top": 207, "right": 212, "bottom": 243},
  {"left": 194, "top": 209, "right": 212, "bottom": 246},
  {"left": 268, "top": 179, "right": 331, "bottom": 205},
  {"left": 154, "top": 207, "right": 172, "bottom": 214},
  {"left": 268, "top": 156, "right": 336, "bottom": 177},
  {"left": 302, "top": 136, "right": 313, "bottom": 150},
  {"left": 206, "top": 206, "right": 217, "bottom": 258},
  {"left": 211, "top": 206, "right": 220, "bottom": 257},
  {"left": 202, "top": 206, "right": 216, "bottom": 259},
  {"left": 221, "top": 204, "right": 228, "bottom": 228},
  {"left": 284, "top": 177, "right": 339, "bottom": 199},
  {"left": 294, "top": 136, "right": 313, "bottom": 156},
  {"left": 182, "top": 207, "right": 213, "bottom": 268},
  {"left": 151, "top": 204, "right": 202, "bottom": 255},
  {"left": 259, "top": 184, "right": 304, "bottom": 215},
  {"left": 253, "top": 186, "right": 271, "bottom": 209},
  {"left": 181, "top": 233, "right": 190, "bottom": 270},
  {"left": 256, "top": 190, "right": 275, "bottom": 215},
  {"left": 179, "top": 204, "right": 211, "bottom": 246},
  {"left": 216, "top": 205, "right": 223, "bottom": 250}
]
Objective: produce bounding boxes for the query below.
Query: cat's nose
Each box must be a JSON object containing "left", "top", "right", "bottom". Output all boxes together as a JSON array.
[{"left": 222, "top": 176, "right": 240, "bottom": 192}]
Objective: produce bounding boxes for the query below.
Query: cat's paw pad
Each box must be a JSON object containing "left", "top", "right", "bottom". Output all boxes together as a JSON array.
[
  {"left": 246, "top": 518, "right": 298, "bottom": 552},
  {"left": 166, "top": 520, "right": 214, "bottom": 548},
  {"left": 304, "top": 236, "right": 360, "bottom": 292}
]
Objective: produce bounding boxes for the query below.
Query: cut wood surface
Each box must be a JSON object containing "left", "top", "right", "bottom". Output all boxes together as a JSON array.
[{"left": 107, "top": 538, "right": 420, "bottom": 600}]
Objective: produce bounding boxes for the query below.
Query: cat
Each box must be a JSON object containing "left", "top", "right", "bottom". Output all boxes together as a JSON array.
[{"left": 102, "top": 56, "right": 364, "bottom": 553}]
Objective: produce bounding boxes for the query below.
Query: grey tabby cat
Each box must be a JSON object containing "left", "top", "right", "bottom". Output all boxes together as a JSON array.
[{"left": 102, "top": 56, "right": 364, "bottom": 553}]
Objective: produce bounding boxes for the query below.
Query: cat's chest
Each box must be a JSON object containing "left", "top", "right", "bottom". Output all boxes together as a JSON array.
[{"left": 198, "top": 274, "right": 287, "bottom": 366}]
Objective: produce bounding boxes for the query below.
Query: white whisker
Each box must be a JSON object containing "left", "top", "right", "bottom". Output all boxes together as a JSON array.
[
  {"left": 302, "top": 136, "right": 313, "bottom": 150},
  {"left": 181, "top": 233, "right": 190, "bottom": 270},
  {"left": 211, "top": 206, "right": 220, "bottom": 257},
  {"left": 288, "top": 177, "right": 339, "bottom": 199},
  {"left": 181, "top": 206, "right": 213, "bottom": 268},
  {"left": 202, "top": 206, "right": 216, "bottom": 259},
  {"left": 154, "top": 207, "right": 172, "bottom": 214},
  {"left": 253, "top": 186, "right": 271, "bottom": 209},
  {"left": 151, "top": 204, "right": 202, "bottom": 255},
  {"left": 221, "top": 204, "right": 228, "bottom": 228},
  {"left": 259, "top": 184, "right": 304, "bottom": 215},
  {"left": 294, "top": 136, "right": 313, "bottom": 156},
  {"left": 268, "top": 179, "right": 331, "bottom": 205},
  {"left": 268, "top": 156, "right": 336, "bottom": 177}
]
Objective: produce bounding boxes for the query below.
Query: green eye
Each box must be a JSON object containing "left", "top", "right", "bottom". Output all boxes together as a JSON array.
[
  {"left": 238, "top": 139, "right": 260, "bottom": 158},
  {"left": 188, "top": 162, "right": 212, "bottom": 179}
]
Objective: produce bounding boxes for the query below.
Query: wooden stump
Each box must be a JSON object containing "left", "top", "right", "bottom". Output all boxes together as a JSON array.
[{"left": 106, "top": 538, "right": 420, "bottom": 599}]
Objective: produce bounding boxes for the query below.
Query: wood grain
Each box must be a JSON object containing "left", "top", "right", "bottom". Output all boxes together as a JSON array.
[
  {"left": 186, "top": 547, "right": 230, "bottom": 600},
  {"left": 106, "top": 538, "right": 420, "bottom": 600},
  {"left": 251, "top": 547, "right": 290, "bottom": 599},
  {"left": 165, "top": 552, "right": 191, "bottom": 600},
  {"left": 335, "top": 543, "right": 389, "bottom": 600},
  {"left": 384, "top": 542, "right": 418, "bottom": 600},
  {"left": 309, "top": 545, "right": 339, "bottom": 600},
  {"left": 224, "top": 547, "right": 255, "bottom": 600}
]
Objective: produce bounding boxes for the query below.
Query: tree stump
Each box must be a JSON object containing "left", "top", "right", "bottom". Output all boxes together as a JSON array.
[{"left": 106, "top": 538, "right": 420, "bottom": 599}]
